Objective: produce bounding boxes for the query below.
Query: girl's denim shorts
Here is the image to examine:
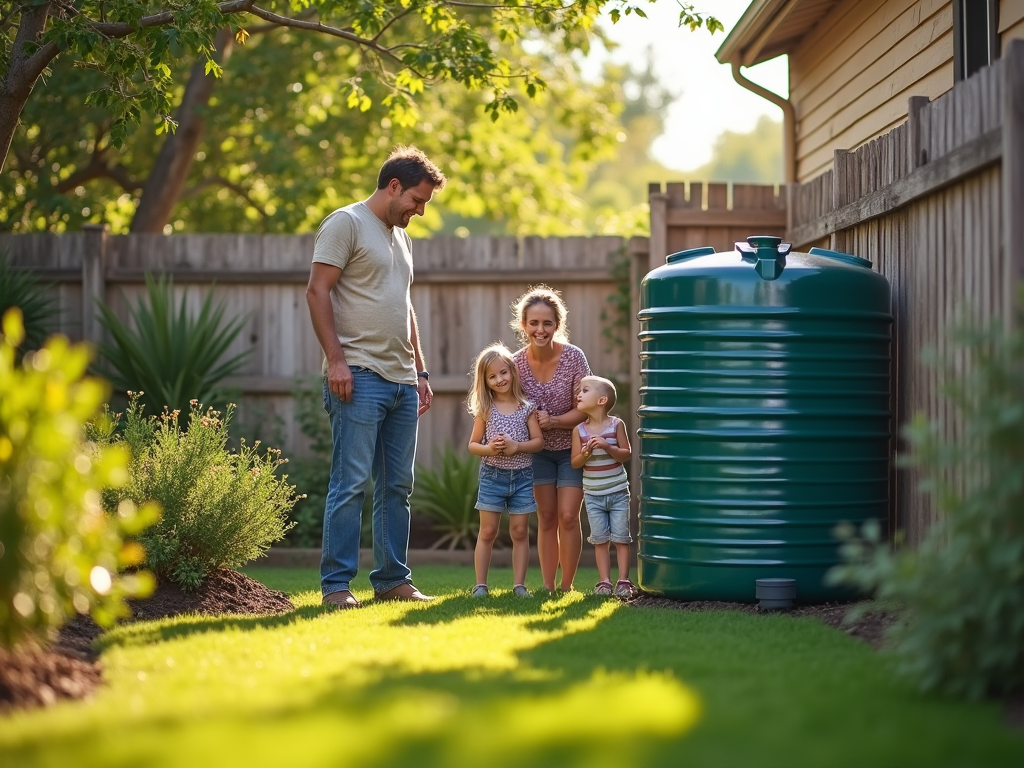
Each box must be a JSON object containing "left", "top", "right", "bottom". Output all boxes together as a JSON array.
[{"left": 476, "top": 464, "right": 537, "bottom": 514}]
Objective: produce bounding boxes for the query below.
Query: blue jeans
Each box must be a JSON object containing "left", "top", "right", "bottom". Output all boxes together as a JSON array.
[
  {"left": 584, "top": 489, "right": 632, "bottom": 545},
  {"left": 321, "top": 367, "right": 418, "bottom": 597},
  {"left": 476, "top": 464, "right": 537, "bottom": 514}
]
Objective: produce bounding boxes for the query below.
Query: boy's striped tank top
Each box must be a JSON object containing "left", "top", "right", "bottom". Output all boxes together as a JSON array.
[{"left": 577, "top": 416, "right": 628, "bottom": 496}]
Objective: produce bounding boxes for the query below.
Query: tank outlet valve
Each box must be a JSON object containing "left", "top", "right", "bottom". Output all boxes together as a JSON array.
[{"left": 755, "top": 578, "right": 796, "bottom": 611}]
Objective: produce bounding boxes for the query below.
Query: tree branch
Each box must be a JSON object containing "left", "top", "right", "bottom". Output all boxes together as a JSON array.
[
  {"left": 183, "top": 175, "right": 267, "bottom": 219},
  {"left": 244, "top": 5, "right": 405, "bottom": 66}
]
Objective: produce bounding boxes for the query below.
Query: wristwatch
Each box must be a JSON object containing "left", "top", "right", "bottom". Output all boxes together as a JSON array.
[{"left": 417, "top": 371, "right": 430, "bottom": 380}]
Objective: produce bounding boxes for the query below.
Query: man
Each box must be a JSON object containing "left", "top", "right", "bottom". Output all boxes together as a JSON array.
[{"left": 306, "top": 146, "right": 446, "bottom": 608}]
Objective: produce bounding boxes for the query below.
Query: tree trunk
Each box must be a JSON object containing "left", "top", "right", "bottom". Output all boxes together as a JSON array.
[
  {"left": 0, "top": 4, "right": 58, "bottom": 176},
  {"left": 130, "top": 28, "right": 235, "bottom": 233}
]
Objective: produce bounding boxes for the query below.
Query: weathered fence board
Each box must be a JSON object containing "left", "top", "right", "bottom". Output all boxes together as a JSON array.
[{"left": 2, "top": 232, "right": 633, "bottom": 470}]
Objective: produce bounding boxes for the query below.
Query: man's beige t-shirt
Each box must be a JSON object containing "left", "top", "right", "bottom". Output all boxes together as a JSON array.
[{"left": 311, "top": 201, "right": 416, "bottom": 385}]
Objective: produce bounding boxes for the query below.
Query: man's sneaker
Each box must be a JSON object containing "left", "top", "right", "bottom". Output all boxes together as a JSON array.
[
  {"left": 471, "top": 584, "right": 489, "bottom": 597},
  {"left": 512, "top": 584, "right": 532, "bottom": 597},
  {"left": 615, "top": 579, "right": 636, "bottom": 599}
]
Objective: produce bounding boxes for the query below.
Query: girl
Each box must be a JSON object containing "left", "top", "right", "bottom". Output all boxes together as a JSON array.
[{"left": 467, "top": 342, "right": 544, "bottom": 597}]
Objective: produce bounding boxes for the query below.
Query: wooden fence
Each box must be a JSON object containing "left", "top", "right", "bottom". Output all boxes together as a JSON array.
[
  {"left": 785, "top": 40, "right": 1024, "bottom": 545},
  {"left": 0, "top": 231, "right": 640, "bottom": 469}
]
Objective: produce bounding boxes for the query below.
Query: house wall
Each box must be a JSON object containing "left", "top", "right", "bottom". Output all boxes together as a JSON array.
[
  {"left": 789, "top": 0, "right": 1024, "bottom": 183},
  {"left": 1003, "top": 0, "right": 1024, "bottom": 46},
  {"left": 790, "top": 0, "right": 953, "bottom": 182}
]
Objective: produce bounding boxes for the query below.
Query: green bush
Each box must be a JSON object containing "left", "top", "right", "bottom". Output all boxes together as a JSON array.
[
  {"left": 828, "top": 292, "right": 1024, "bottom": 699},
  {"left": 0, "top": 250, "right": 58, "bottom": 358},
  {"left": 0, "top": 309, "right": 156, "bottom": 649},
  {"left": 411, "top": 446, "right": 481, "bottom": 550},
  {"left": 105, "top": 395, "right": 296, "bottom": 590},
  {"left": 95, "top": 273, "right": 252, "bottom": 416}
]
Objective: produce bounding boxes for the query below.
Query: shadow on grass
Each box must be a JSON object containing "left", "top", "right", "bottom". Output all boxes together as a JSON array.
[
  {"left": 8, "top": 593, "right": 1023, "bottom": 768},
  {"left": 57, "top": 602, "right": 703, "bottom": 768},
  {"left": 95, "top": 605, "right": 331, "bottom": 652}
]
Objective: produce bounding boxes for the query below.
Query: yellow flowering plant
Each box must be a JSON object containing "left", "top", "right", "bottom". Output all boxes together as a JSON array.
[{"left": 0, "top": 308, "right": 158, "bottom": 649}]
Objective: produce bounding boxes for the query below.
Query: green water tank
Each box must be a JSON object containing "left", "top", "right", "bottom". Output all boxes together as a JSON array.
[{"left": 637, "top": 235, "right": 892, "bottom": 602}]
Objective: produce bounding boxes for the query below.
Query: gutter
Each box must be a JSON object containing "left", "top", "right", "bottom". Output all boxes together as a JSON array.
[
  {"left": 729, "top": 60, "right": 796, "bottom": 183},
  {"left": 716, "top": 0, "right": 800, "bottom": 183}
]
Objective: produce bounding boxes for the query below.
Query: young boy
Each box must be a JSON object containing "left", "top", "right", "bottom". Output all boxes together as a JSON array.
[{"left": 570, "top": 375, "right": 635, "bottom": 598}]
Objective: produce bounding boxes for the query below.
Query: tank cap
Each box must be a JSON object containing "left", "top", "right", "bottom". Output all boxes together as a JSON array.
[
  {"left": 808, "top": 247, "right": 873, "bottom": 269},
  {"left": 736, "top": 236, "right": 791, "bottom": 281},
  {"left": 666, "top": 246, "right": 716, "bottom": 264}
]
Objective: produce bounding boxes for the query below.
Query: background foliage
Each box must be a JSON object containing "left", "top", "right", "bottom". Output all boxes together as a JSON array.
[
  {"left": 95, "top": 274, "right": 252, "bottom": 415},
  {"left": 0, "top": 310, "right": 156, "bottom": 648},
  {"left": 0, "top": 251, "right": 59, "bottom": 359},
  {"left": 828, "top": 290, "right": 1024, "bottom": 699},
  {"left": 1, "top": 3, "right": 732, "bottom": 237}
]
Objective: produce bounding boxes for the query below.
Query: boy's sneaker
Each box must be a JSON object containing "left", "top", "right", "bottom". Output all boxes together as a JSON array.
[
  {"left": 615, "top": 579, "right": 636, "bottom": 599},
  {"left": 594, "top": 580, "right": 614, "bottom": 596},
  {"left": 471, "top": 584, "right": 489, "bottom": 597},
  {"left": 512, "top": 584, "right": 532, "bottom": 597}
]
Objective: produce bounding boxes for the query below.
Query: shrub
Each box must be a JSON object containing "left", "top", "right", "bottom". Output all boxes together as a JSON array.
[
  {"left": 828, "top": 292, "right": 1024, "bottom": 699},
  {"left": 0, "top": 309, "right": 156, "bottom": 649},
  {"left": 411, "top": 446, "right": 482, "bottom": 550},
  {"left": 0, "top": 250, "right": 58, "bottom": 358},
  {"left": 105, "top": 395, "right": 296, "bottom": 590},
  {"left": 94, "top": 273, "right": 252, "bottom": 416}
]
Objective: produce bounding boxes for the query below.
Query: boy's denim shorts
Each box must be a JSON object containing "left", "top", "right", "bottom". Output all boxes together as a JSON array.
[
  {"left": 476, "top": 464, "right": 537, "bottom": 514},
  {"left": 585, "top": 489, "right": 632, "bottom": 544},
  {"left": 532, "top": 448, "right": 584, "bottom": 488}
]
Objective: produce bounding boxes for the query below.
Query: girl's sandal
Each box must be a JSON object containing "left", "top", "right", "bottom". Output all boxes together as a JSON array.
[
  {"left": 594, "top": 580, "right": 614, "bottom": 596},
  {"left": 615, "top": 579, "right": 636, "bottom": 599}
]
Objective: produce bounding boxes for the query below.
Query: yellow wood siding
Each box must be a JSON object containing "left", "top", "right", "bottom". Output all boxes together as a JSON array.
[{"left": 790, "top": 0, "right": 953, "bottom": 181}]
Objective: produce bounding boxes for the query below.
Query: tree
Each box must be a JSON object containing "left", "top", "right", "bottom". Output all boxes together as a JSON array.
[
  {"left": 1, "top": 1, "right": 722, "bottom": 233},
  {"left": 687, "top": 114, "right": 783, "bottom": 184},
  {"left": 3, "top": 29, "right": 626, "bottom": 235}
]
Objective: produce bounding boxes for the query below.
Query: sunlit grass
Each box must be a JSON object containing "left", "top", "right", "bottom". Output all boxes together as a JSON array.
[{"left": 0, "top": 566, "right": 1021, "bottom": 768}]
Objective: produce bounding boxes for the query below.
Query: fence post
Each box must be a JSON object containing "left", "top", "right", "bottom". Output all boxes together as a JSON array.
[
  {"left": 648, "top": 183, "right": 668, "bottom": 273},
  {"left": 906, "top": 95, "right": 931, "bottom": 172},
  {"left": 1004, "top": 39, "right": 1024, "bottom": 322},
  {"left": 81, "top": 223, "right": 107, "bottom": 345},
  {"left": 830, "top": 149, "right": 850, "bottom": 252}
]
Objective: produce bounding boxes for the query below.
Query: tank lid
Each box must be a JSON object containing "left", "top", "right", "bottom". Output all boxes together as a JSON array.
[
  {"left": 809, "top": 246, "right": 873, "bottom": 269},
  {"left": 666, "top": 246, "right": 716, "bottom": 264}
]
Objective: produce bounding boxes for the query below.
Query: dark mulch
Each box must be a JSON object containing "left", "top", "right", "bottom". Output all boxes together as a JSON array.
[
  {"left": 625, "top": 594, "right": 899, "bottom": 650},
  {"left": 0, "top": 569, "right": 294, "bottom": 715}
]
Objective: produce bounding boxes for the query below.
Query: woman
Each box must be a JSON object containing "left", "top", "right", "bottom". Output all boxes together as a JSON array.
[{"left": 511, "top": 285, "right": 591, "bottom": 591}]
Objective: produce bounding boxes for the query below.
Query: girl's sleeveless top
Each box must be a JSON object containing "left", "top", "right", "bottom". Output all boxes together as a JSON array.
[
  {"left": 577, "top": 417, "right": 628, "bottom": 495},
  {"left": 513, "top": 343, "right": 590, "bottom": 451},
  {"left": 483, "top": 402, "right": 535, "bottom": 470}
]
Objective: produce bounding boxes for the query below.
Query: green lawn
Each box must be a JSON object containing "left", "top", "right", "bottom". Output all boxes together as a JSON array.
[{"left": 1, "top": 565, "right": 1021, "bottom": 768}]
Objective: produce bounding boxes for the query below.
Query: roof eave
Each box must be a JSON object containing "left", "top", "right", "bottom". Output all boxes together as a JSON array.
[{"left": 715, "top": 0, "right": 794, "bottom": 66}]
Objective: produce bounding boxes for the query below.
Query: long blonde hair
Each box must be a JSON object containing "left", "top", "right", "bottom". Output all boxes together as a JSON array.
[
  {"left": 467, "top": 342, "right": 530, "bottom": 419},
  {"left": 510, "top": 284, "right": 570, "bottom": 346}
]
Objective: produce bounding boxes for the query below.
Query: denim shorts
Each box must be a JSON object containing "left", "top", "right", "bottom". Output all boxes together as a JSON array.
[
  {"left": 585, "top": 489, "right": 632, "bottom": 544},
  {"left": 476, "top": 464, "right": 537, "bottom": 514},
  {"left": 532, "top": 448, "right": 584, "bottom": 488}
]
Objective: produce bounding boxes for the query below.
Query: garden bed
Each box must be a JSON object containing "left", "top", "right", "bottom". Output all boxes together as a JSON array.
[{"left": 0, "top": 569, "right": 292, "bottom": 713}]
